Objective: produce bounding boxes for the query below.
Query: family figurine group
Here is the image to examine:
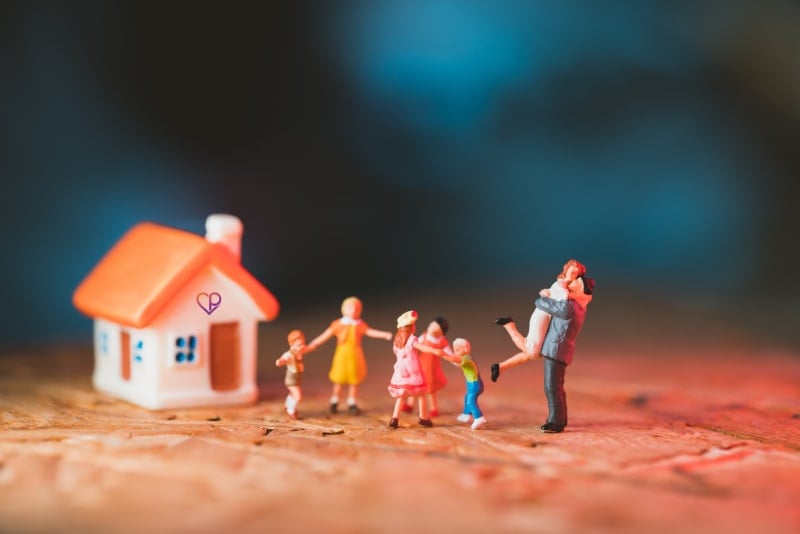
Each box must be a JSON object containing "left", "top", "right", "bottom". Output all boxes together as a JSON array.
[{"left": 276, "top": 259, "right": 594, "bottom": 433}]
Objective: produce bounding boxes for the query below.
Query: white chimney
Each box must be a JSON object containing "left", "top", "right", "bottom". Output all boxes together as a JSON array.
[{"left": 205, "top": 214, "right": 243, "bottom": 262}]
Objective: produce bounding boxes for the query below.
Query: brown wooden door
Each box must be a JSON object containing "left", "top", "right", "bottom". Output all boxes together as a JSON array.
[
  {"left": 210, "top": 323, "right": 240, "bottom": 391},
  {"left": 121, "top": 331, "right": 131, "bottom": 381}
]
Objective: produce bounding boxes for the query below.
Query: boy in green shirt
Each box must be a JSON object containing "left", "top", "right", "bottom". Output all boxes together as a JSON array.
[{"left": 440, "top": 338, "right": 487, "bottom": 430}]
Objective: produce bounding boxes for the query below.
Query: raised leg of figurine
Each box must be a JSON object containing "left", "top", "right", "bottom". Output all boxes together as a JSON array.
[
  {"left": 492, "top": 310, "right": 552, "bottom": 382},
  {"left": 492, "top": 350, "right": 539, "bottom": 382},
  {"left": 500, "top": 320, "right": 528, "bottom": 353},
  {"left": 402, "top": 396, "right": 415, "bottom": 413},
  {"left": 499, "top": 351, "right": 538, "bottom": 372},
  {"left": 417, "top": 396, "right": 432, "bottom": 427},
  {"left": 346, "top": 384, "right": 361, "bottom": 415}
]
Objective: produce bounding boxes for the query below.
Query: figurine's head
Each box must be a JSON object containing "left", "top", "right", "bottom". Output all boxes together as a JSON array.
[
  {"left": 567, "top": 276, "right": 594, "bottom": 307},
  {"left": 341, "top": 296, "right": 363, "bottom": 319},
  {"left": 558, "top": 259, "right": 587, "bottom": 281},
  {"left": 396, "top": 310, "right": 418, "bottom": 329},
  {"left": 426, "top": 317, "right": 449, "bottom": 337},
  {"left": 287, "top": 329, "right": 306, "bottom": 352},
  {"left": 453, "top": 338, "right": 471, "bottom": 357}
]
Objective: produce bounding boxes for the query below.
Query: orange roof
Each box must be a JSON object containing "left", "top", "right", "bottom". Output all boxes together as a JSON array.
[{"left": 73, "top": 222, "right": 279, "bottom": 328}]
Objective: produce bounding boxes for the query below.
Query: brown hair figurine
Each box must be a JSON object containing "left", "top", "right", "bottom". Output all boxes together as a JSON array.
[
  {"left": 387, "top": 310, "right": 445, "bottom": 429},
  {"left": 275, "top": 329, "right": 306, "bottom": 419}
]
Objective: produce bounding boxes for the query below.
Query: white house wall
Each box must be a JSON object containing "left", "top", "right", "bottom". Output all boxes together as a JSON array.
[
  {"left": 93, "top": 318, "right": 117, "bottom": 384},
  {"left": 144, "top": 266, "right": 263, "bottom": 409},
  {"left": 92, "top": 318, "right": 159, "bottom": 406}
]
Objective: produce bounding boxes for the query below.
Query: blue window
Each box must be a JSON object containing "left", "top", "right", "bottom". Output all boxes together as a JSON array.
[
  {"left": 175, "top": 335, "right": 198, "bottom": 364},
  {"left": 99, "top": 331, "right": 109, "bottom": 355},
  {"left": 134, "top": 340, "right": 144, "bottom": 363}
]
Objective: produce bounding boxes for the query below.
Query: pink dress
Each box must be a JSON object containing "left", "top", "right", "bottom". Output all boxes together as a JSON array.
[
  {"left": 388, "top": 335, "right": 428, "bottom": 398},
  {"left": 416, "top": 333, "right": 449, "bottom": 394}
]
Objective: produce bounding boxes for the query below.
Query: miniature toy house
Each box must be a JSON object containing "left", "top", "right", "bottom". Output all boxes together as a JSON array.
[{"left": 73, "top": 214, "right": 279, "bottom": 409}]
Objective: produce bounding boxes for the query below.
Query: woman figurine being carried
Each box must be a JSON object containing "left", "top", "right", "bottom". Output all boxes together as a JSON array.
[{"left": 492, "top": 259, "right": 587, "bottom": 378}]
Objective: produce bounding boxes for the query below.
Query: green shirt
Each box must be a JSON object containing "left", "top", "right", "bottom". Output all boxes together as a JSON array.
[{"left": 460, "top": 354, "right": 479, "bottom": 382}]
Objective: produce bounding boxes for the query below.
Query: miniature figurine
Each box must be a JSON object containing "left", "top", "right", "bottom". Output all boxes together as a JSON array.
[
  {"left": 305, "top": 296, "right": 392, "bottom": 415},
  {"left": 402, "top": 317, "right": 451, "bottom": 417},
  {"left": 494, "top": 259, "right": 586, "bottom": 369},
  {"left": 275, "top": 329, "right": 306, "bottom": 419},
  {"left": 72, "top": 214, "right": 279, "bottom": 410},
  {"left": 491, "top": 261, "right": 594, "bottom": 433},
  {"left": 388, "top": 310, "right": 443, "bottom": 429},
  {"left": 438, "top": 338, "right": 486, "bottom": 430}
]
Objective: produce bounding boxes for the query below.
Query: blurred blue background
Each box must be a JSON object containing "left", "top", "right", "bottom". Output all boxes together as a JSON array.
[{"left": 1, "top": 1, "right": 799, "bottom": 347}]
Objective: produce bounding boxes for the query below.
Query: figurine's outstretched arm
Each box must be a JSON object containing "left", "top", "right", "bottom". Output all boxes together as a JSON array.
[
  {"left": 421, "top": 346, "right": 460, "bottom": 365},
  {"left": 305, "top": 328, "right": 334, "bottom": 352},
  {"left": 438, "top": 352, "right": 462, "bottom": 365},
  {"left": 366, "top": 328, "right": 393, "bottom": 341},
  {"left": 414, "top": 343, "right": 440, "bottom": 355}
]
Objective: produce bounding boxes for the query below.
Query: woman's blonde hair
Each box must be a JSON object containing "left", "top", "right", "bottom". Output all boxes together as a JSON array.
[{"left": 340, "top": 296, "right": 362, "bottom": 316}]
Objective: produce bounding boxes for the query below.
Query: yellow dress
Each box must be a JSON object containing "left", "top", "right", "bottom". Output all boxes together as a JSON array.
[{"left": 328, "top": 319, "right": 368, "bottom": 385}]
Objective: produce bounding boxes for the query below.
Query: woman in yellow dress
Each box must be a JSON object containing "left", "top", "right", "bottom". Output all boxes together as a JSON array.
[{"left": 305, "top": 297, "right": 392, "bottom": 414}]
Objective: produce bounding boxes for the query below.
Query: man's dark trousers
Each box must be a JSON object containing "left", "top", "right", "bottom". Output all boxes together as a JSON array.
[{"left": 544, "top": 356, "right": 567, "bottom": 427}]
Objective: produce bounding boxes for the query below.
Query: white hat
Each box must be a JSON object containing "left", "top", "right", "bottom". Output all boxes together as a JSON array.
[{"left": 396, "top": 310, "right": 418, "bottom": 328}]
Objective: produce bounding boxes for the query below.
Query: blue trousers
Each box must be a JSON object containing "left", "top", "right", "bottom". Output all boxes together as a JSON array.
[
  {"left": 462, "top": 379, "right": 484, "bottom": 418},
  {"left": 543, "top": 357, "right": 567, "bottom": 427}
]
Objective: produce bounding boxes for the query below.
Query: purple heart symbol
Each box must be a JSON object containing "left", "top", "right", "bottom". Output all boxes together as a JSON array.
[{"left": 196, "top": 292, "right": 222, "bottom": 315}]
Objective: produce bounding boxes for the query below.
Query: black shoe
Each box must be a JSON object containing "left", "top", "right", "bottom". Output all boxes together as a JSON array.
[
  {"left": 418, "top": 418, "right": 433, "bottom": 428},
  {"left": 389, "top": 417, "right": 399, "bottom": 429},
  {"left": 540, "top": 422, "right": 565, "bottom": 433},
  {"left": 330, "top": 402, "right": 338, "bottom": 414},
  {"left": 491, "top": 363, "right": 501, "bottom": 382},
  {"left": 494, "top": 317, "right": 514, "bottom": 326},
  {"left": 348, "top": 404, "right": 362, "bottom": 416}
]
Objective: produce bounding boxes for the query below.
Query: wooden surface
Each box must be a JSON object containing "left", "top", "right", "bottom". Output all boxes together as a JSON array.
[{"left": 1, "top": 296, "right": 800, "bottom": 533}]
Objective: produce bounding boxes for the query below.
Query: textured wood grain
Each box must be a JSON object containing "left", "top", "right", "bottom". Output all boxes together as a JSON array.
[{"left": 2, "top": 296, "right": 799, "bottom": 533}]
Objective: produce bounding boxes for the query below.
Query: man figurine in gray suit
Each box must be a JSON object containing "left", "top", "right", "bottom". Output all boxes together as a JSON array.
[{"left": 491, "top": 272, "right": 594, "bottom": 433}]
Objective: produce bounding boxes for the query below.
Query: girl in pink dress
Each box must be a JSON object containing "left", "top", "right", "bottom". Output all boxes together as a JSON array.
[{"left": 388, "top": 310, "right": 443, "bottom": 429}]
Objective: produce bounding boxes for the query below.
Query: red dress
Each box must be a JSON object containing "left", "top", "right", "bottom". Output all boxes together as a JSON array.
[{"left": 416, "top": 332, "right": 449, "bottom": 394}]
